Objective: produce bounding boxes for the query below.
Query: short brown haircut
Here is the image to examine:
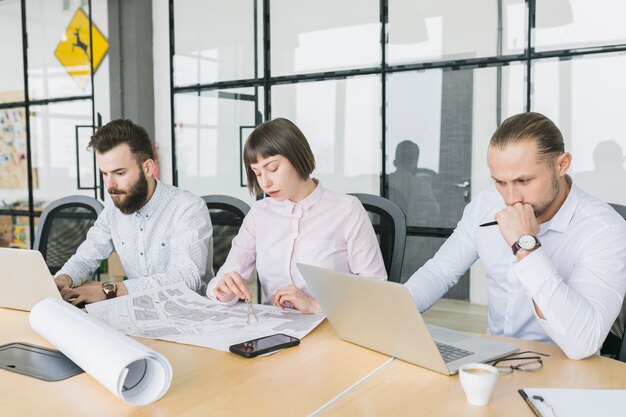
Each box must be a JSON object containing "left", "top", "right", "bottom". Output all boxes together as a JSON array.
[
  {"left": 88, "top": 119, "right": 154, "bottom": 164},
  {"left": 489, "top": 112, "right": 565, "bottom": 164},
  {"left": 243, "top": 118, "right": 316, "bottom": 195}
]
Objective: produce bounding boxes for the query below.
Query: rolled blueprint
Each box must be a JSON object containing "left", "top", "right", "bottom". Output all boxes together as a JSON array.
[{"left": 29, "top": 297, "right": 172, "bottom": 406}]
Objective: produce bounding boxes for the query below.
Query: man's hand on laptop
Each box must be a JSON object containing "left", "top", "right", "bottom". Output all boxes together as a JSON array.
[
  {"left": 63, "top": 281, "right": 128, "bottom": 305},
  {"left": 54, "top": 274, "right": 73, "bottom": 292}
]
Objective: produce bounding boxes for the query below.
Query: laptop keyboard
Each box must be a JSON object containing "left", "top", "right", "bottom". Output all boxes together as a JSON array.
[{"left": 435, "top": 342, "right": 474, "bottom": 363}]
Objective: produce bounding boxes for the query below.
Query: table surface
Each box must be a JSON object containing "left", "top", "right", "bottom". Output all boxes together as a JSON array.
[{"left": 1, "top": 308, "right": 625, "bottom": 416}]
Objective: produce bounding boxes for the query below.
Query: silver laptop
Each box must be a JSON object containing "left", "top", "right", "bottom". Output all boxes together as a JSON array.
[
  {"left": 0, "top": 248, "right": 62, "bottom": 311},
  {"left": 298, "top": 263, "right": 518, "bottom": 375}
]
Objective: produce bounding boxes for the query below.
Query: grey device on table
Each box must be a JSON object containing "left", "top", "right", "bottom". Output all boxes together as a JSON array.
[
  {"left": 298, "top": 263, "right": 518, "bottom": 375},
  {"left": 0, "top": 248, "right": 63, "bottom": 311}
]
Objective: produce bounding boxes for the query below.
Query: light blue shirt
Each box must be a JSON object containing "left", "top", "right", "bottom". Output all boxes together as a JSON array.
[
  {"left": 57, "top": 180, "right": 214, "bottom": 294},
  {"left": 405, "top": 180, "right": 626, "bottom": 359}
]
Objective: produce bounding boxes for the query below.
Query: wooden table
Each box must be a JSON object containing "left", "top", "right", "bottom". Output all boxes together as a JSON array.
[
  {"left": 0, "top": 308, "right": 388, "bottom": 416},
  {"left": 320, "top": 336, "right": 626, "bottom": 416},
  {"left": 1, "top": 308, "right": 625, "bottom": 416}
]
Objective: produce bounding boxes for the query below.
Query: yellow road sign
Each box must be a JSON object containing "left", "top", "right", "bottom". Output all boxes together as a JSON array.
[{"left": 54, "top": 7, "right": 109, "bottom": 90}]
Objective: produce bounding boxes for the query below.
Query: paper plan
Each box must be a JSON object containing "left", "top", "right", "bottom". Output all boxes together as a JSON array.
[{"left": 86, "top": 283, "right": 325, "bottom": 351}]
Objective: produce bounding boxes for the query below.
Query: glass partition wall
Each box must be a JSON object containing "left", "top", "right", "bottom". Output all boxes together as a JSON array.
[
  {"left": 170, "top": 0, "right": 626, "bottom": 298},
  {"left": 0, "top": 0, "right": 108, "bottom": 249}
]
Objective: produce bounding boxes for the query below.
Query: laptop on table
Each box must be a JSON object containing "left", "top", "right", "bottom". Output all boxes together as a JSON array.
[
  {"left": 298, "top": 263, "right": 518, "bottom": 375},
  {"left": 0, "top": 248, "right": 63, "bottom": 311}
]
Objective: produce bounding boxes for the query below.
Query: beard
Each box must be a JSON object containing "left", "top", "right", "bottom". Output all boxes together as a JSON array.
[
  {"left": 532, "top": 173, "right": 561, "bottom": 219},
  {"left": 108, "top": 173, "right": 149, "bottom": 214}
]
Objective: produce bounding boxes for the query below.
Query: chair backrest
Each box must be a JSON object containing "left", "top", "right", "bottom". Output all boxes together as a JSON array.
[
  {"left": 348, "top": 193, "right": 407, "bottom": 282},
  {"left": 33, "top": 195, "right": 104, "bottom": 274},
  {"left": 201, "top": 195, "right": 251, "bottom": 274},
  {"left": 602, "top": 203, "right": 626, "bottom": 362}
]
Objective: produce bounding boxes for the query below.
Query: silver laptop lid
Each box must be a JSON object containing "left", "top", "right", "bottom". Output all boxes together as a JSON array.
[
  {"left": 0, "top": 248, "right": 62, "bottom": 311},
  {"left": 298, "top": 263, "right": 451, "bottom": 374},
  {"left": 298, "top": 263, "right": 518, "bottom": 375}
]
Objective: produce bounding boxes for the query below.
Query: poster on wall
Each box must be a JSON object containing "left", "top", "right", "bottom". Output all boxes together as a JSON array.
[
  {"left": 0, "top": 91, "right": 38, "bottom": 249},
  {"left": 0, "top": 93, "right": 38, "bottom": 190}
]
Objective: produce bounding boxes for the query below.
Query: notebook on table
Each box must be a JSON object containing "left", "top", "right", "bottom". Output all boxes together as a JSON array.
[
  {"left": 298, "top": 263, "right": 518, "bottom": 375},
  {"left": 0, "top": 248, "right": 63, "bottom": 311}
]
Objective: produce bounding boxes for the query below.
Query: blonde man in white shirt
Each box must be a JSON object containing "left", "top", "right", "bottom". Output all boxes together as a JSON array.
[
  {"left": 405, "top": 112, "right": 626, "bottom": 360},
  {"left": 207, "top": 118, "right": 387, "bottom": 313},
  {"left": 54, "top": 119, "right": 214, "bottom": 305}
]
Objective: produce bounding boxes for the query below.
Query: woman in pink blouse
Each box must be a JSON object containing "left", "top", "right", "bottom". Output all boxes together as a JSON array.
[{"left": 206, "top": 118, "right": 387, "bottom": 313}]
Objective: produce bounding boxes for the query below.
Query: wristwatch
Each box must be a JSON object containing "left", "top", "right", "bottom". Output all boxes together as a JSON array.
[
  {"left": 512, "top": 234, "right": 541, "bottom": 256},
  {"left": 102, "top": 281, "right": 118, "bottom": 299}
]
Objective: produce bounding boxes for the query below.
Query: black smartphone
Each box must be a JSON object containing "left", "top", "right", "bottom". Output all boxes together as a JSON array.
[{"left": 229, "top": 333, "right": 300, "bottom": 358}]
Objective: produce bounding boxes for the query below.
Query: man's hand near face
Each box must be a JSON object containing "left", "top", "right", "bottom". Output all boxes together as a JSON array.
[{"left": 494, "top": 202, "right": 540, "bottom": 254}]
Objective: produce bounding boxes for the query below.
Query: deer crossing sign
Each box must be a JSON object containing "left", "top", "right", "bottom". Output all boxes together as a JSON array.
[{"left": 54, "top": 7, "right": 108, "bottom": 90}]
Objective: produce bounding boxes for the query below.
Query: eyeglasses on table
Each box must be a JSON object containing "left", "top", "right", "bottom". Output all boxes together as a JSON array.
[{"left": 488, "top": 350, "right": 551, "bottom": 374}]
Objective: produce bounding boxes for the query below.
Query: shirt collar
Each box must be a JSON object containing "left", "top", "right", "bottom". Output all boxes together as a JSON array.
[
  {"left": 271, "top": 179, "right": 325, "bottom": 213},
  {"left": 541, "top": 175, "right": 579, "bottom": 234},
  {"left": 134, "top": 179, "right": 163, "bottom": 219}
]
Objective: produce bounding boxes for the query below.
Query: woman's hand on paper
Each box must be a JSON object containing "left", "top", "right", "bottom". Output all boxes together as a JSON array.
[
  {"left": 272, "top": 284, "right": 322, "bottom": 314},
  {"left": 214, "top": 272, "right": 252, "bottom": 302}
]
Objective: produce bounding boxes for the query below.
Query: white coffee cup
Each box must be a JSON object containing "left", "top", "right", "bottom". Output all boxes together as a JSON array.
[{"left": 458, "top": 363, "right": 499, "bottom": 406}]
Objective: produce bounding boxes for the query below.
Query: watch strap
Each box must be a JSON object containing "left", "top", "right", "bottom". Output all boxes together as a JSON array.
[{"left": 511, "top": 236, "right": 541, "bottom": 256}]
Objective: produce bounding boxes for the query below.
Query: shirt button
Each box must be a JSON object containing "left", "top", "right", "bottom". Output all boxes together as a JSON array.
[
  {"left": 140, "top": 228, "right": 143, "bottom": 231},
  {"left": 140, "top": 252, "right": 143, "bottom": 256}
]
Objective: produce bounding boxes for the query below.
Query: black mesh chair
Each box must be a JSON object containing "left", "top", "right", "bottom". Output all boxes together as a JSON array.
[
  {"left": 349, "top": 193, "right": 407, "bottom": 282},
  {"left": 201, "top": 195, "right": 255, "bottom": 298},
  {"left": 601, "top": 203, "right": 626, "bottom": 362},
  {"left": 33, "top": 195, "right": 104, "bottom": 275}
]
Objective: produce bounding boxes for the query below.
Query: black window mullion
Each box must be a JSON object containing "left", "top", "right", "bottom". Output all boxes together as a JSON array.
[
  {"left": 20, "top": 0, "right": 35, "bottom": 248},
  {"left": 380, "top": 0, "right": 388, "bottom": 199}
]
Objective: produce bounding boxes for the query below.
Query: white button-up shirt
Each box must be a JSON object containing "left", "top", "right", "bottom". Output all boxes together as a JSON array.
[
  {"left": 405, "top": 180, "right": 626, "bottom": 359},
  {"left": 57, "top": 180, "right": 214, "bottom": 294},
  {"left": 207, "top": 182, "right": 387, "bottom": 302}
]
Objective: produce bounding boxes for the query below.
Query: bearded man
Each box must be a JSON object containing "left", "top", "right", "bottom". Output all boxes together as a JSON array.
[
  {"left": 54, "top": 119, "right": 214, "bottom": 304},
  {"left": 404, "top": 112, "right": 626, "bottom": 360}
]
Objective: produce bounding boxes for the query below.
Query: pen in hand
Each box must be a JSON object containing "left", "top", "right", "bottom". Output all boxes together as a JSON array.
[{"left": 479, "top": 221, "right": 498, "bottom": 227}]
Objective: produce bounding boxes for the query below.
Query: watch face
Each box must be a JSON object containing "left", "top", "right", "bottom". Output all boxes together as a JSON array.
[
  {"left": 102, "top": 282, "right": 116, "bottom": 293},
  {"left": 518, "top": 234, "right": 537, "bottom": 250}
]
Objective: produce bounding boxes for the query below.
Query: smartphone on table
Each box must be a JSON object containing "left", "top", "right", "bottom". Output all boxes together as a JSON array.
[{"left": 229, "top": 333, "right": 300, "bottom": 358}]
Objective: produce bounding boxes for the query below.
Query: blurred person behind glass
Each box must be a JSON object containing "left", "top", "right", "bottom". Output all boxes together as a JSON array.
[
  {"left": 388, "top": 140, "right": 439, "bottom": 226},
  {"left": 388, "top": 140, "right": 440, "bottom": 281}
]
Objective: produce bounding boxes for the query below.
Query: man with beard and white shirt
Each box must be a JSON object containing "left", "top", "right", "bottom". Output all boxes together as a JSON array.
[
  {"left": 54, "top": 119, "right": 214, "bottom": 305},
  {"left": 404, "top": 112, "right": 626, "bottom": 360}
]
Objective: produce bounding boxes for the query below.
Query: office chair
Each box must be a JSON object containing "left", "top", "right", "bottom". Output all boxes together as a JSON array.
[
  {"left": 33, "top": 195, "right": 104, "bottom": 275},
  {"left": 601, "top": 202, "right": 626, "bottom": 362},
  {"left": 201, "top": 195, "right": 257, "bottom": 299},
  {"left": 349, "top": 193, "right": 407, "bottom": 283}
]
